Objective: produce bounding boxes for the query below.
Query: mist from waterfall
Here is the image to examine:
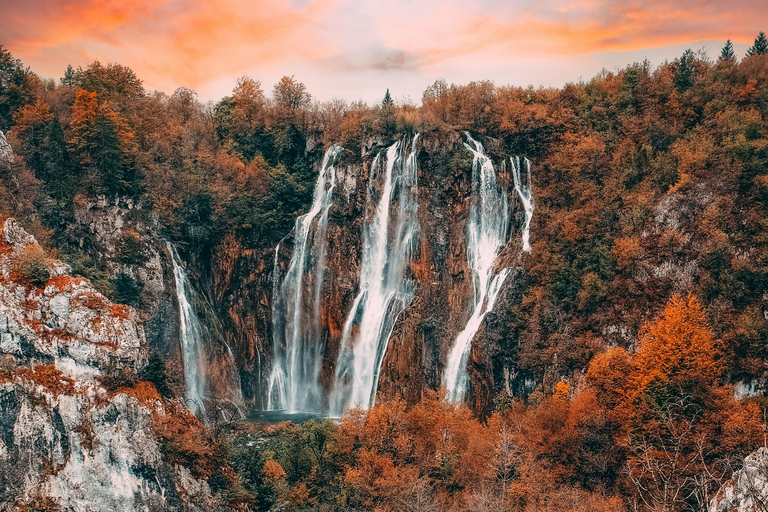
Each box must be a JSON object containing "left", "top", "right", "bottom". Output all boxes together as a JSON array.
[
  {"left": 511, "top": 156, "right": 534, "bottom": 252},
  {"left": 443, "top": 133, "right": 513, "bottom": 403},
  {"left": 168, "top": 244, "right": 207, "bottom": 416},
  {"left": 267, "top": 145, "right": 343, "bottom": 412},
  {"left": 330, "top": 135, "right": 420, "bottom": 416}
]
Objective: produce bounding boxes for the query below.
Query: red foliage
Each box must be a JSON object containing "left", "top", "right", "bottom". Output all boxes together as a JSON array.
[
  {"left": 20, "top": 299, "right": 39, "bottom": 311},
  {"left": 46, "top": 275, "right": 73, "bottom": 291},
  {"left": 152, "top": 404, "right": 225, "bottom": 480},
  {"left": 115, "top": 380, "right": 162, "bottom": 405},
  {"left": 72, "top": 292, "right": 108, "bottom": 311},
  {"left": 16, "top": 364, "right": 77, "bottom": 397},
  {"left": 110, "top": 304, "right": 130, "bottom": 320}
]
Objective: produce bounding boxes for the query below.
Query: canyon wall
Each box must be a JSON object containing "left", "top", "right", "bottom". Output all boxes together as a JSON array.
[
  {"left": 205, "top": 131, "right": 535, "bottom": 415},
  {"left": 0, "top": 219, "right": 232, "bottom": 511}
]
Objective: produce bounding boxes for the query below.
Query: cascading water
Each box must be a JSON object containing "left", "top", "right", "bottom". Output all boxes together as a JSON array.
[
  {"left": 267, "top": 241, "right": 286, "bottom": 410},
  {"left": 267, "top": 145, "right": 343, "bottom": 412},
  {"left": 443, "top": 133, "right": 514, "bottom": 403},
  {"left": 168, "top": 244, "right": 207, "bottom": 416},
  {"left": 330, "top": 135, "right": 420, "bottom": 415},
  {"left": 511, "top": 156, "right": 534, "bottom": 252}
]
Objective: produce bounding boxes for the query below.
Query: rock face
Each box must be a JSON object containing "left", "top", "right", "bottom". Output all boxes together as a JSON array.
[
  {"left": 0, "top": 219, "right": 231, "bottom": 511},
  {"left": 68, "top": 196, "right": 177, "bottom": 355},
  {"left": 210, "top": 132, "right": 533, "bottom": 414},
  {"left": 710, "top": 447, "right": 768, "bottom": 512}
]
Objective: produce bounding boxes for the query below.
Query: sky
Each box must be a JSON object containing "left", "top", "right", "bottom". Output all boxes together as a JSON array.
[{"left": 0, "top": 0, "right": 765, "bottom": 104}]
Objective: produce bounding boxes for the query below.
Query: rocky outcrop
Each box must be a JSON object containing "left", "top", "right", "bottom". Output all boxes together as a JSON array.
[
  {"left": 68, "top": 196, "right": 177, "bottom": 354},
  {"left": 0, "top": 131, "right": 13, "bottom": 165},
  {"left": 710, "top": 447, "right": 768, "bottom": 512},
  {"left": 0, "top": 219, "right": 232, "bottom": 511}
]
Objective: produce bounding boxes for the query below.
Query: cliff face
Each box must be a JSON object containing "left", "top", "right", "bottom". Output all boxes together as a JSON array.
[
  {"left": 710, "top": 447, "right": 768, "bottom": 512},
  {"left": 67, "top": 196, "right": 178, "bottom": 355},
  {"left": 0, "top": 219, "right": 232, "bottom": 511},
  {"left": 209, "top": 131, "right": 533, "bottom": 414}
]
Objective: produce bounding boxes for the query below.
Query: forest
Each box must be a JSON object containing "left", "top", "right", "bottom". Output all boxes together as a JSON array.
[{"left": 1, "top": 33, "right": 768, "bottom": 511}]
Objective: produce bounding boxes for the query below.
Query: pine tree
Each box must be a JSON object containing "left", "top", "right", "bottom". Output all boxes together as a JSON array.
[
  {"left": 675, "top": 49, "right": 696, "bottom": 92},
  {"left": 720, "top": 39, "right": 736, "bottom": 61},
  {"left": 380, "top": 89, "right": 395, "bottom": 135},
  {"left": 382, "top": 89, "right": 393, "bottom": 107},
  {"left": 747, "top": 31, "right": 768, "bottom": 56},
  {"left": 60, "top": 64, "right": 76, "bottom": 87}
]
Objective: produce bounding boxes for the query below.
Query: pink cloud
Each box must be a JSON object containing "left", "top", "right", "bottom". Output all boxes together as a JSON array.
[{"left": 0, "top": 0, "right": 765, "bottom": 102}]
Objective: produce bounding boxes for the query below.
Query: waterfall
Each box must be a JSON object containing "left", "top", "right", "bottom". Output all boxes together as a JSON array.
[
  {"left": 330, "top": 135, "right": 420, "bottom": 415},
  {"left": 443, "top": 133, "right": 513, "bottom": 403},
  {"left": 168, "top": 244, "right": 207, "bottom": 416},
  {"left": 267, "top": 145, "right": 343, "bottom": 412},
  {"left": 267, "top": 241, "right": 286, "bottom": 410},
  {"left": 511, "top": 156, "right": 534, "bottom": 252}
]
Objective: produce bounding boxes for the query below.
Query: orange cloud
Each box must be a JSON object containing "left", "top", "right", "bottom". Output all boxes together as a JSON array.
[
  {"left": 376, "top": 0, "right": 765, "bottom": 68},
  {"left": 0, "top": 0, "right": 766, "bottom": 102}
]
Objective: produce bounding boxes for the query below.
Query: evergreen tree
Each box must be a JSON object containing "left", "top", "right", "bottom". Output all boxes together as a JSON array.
[
  {"left": 380, "top": 89, "right": 395, "bottom": 135},
  {"left": 382, "top": 89, "right": 393, "bottom": 107},
  {"left": 719, "top": 39, "right": 736, "bottom": 61},
  {"left": 60, "top": 64, "right": 76, "bottom": 87},
  {"left": 0, "top": 45, "right": 37, "bottom": 131},
  {"left": 675, "top": 49, "right": 696, "bottom": 92},
  {"left": 747, "top": 31, "right": 768, "bottom": 56}
]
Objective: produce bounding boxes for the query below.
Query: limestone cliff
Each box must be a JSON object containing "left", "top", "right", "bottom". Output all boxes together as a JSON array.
[
  {"left": 208, "top": 132, "right": 533, "bottom": 414},
  {"left": 710, "top": 447, "right": 768, "bottom": 512},
  {"left": 0, "top": 219, "right": 232, "bottom": 511}
]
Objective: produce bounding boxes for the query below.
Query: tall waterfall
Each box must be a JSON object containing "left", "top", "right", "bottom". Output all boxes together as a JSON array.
[
  {"left": 168, "top": 244, "right": 207, "bottom": 416},
  {"left": 443, "top": 133, "right": 513, "bottom": 403},
  {"left": 268, "top": 145, "right": 343, "bottom": 412},
  {"left": 511, "top": 156, "right": 534, "bottom": 252},
  {"left": 330, "top": 135, "right": 420, "bottom": 415}
]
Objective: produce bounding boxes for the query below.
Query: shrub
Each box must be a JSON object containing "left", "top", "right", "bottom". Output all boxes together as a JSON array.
[
  {"left": 141, "top": 351, "right": 172, "bottom": 397},
  {"left": 109, "top": 272, "right": 142, "bottom": 307},
  {"left": 116, "top": 229, "right": 146, "bottom": 265},
  {"left": 61, "top": 251, "right": 111, "bottom": 296},
  {"left": 13, "top": 244, "right": 50, "bottom": 286}
]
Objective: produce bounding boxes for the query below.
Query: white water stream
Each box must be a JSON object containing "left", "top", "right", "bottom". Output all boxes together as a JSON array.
[
  {"left": 267, "top": 146, "right": 343, "bottom": 412},
  {"left": 168, "top": 244, "right": 207, "bottom": 416},
  {"left": 443, "top": 133, "right": 516, "bottom": 402},
  {"left": 330, "top": 136, "right": 420, "bottom": 415}
]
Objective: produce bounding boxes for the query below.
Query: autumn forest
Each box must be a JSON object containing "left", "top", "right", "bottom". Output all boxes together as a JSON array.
[{"left": 2, "top": 33, "right": 768, "bottom": 512}]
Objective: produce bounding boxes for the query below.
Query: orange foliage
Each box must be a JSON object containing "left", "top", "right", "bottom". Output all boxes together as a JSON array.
[
  {"left": 110, "top": 304, "right": 130, "bottom": 320},
  {"left": 152, "top": 406, "right": 221, "bottom": 479},
  {"left": 12, "top": 98, "right": 54, "bottom": 127},
  {"left": 612, "top": 237, "right": 642, "bottom": 270},
  {"left": 20, "top": 299, "right": 39, "bottom": 311},
  {"left": 339, "top": 391, "right": 498, "bottom": 509},
  {"left": 262, "top": 459, "right": 287, "bottom": 482},
  {"left": 16, "top": 364, "right": 77, "bottom": 397},
  {"left": 631, "top": 294, "right": 722, "bottom": 397},
  {"left": 116, "top": 380, "right": 161, "bottom": 405},
  {"left": 585, "top": 347, "right": 632, "bottom": 409},
  {"left": 73, "top": 292, "right": 108, "bottom": 310},
  {"left": 46, "top": 275, "right": 73, "bottom": 292}
]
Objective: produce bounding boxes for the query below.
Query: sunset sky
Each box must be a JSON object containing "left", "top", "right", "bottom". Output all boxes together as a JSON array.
[{"left": 1, "top": 0, "right": 765, "bottom": 104}]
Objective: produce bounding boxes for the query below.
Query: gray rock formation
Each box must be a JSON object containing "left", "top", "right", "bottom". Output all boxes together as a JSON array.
[
  {"left": 0, "top": 219, "right": 231, "bottom": 511},
  {"left": 710, "top": 447, "right": 768, "bottom": 512}
]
